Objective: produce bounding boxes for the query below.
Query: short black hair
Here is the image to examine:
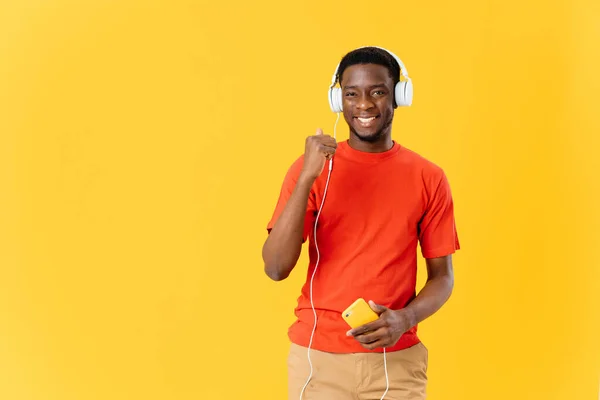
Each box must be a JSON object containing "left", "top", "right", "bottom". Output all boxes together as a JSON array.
[{"left": 336, "top": 47, "right": 401, "bottom": 86}]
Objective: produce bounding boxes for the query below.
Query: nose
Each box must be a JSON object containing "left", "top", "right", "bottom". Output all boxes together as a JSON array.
[{"left": 356, "top": 94, "right": 375, "bottom": 110}]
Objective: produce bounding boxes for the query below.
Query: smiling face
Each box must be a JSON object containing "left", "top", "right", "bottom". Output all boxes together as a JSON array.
[{"left": 340, "top": 63, "right": 396, "bottom": 145}]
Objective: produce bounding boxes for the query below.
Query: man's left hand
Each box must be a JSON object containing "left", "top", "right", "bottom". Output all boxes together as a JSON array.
[{"left": 346, "top": 300, "right": 414, "bottom": 350}]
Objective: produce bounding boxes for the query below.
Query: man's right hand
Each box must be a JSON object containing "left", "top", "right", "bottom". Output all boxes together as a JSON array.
[
  {"left": 300, "top": 128, "right": 338, "bottom": 180},
  {"left": 262, "top": 129, "right": 336, "bottom": 281}
]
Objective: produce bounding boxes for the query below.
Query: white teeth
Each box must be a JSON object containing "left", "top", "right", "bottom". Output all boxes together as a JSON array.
[{"left": 357, "top": 117, "right": 375, "bottom": 123}]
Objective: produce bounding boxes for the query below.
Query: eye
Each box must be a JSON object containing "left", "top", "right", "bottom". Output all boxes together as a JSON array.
[
  {"left": 344, "top": 91, "right": 357, "bottom": 97},
  {"left": 373, "top": 90, "right": 386, "bottom": 96}
]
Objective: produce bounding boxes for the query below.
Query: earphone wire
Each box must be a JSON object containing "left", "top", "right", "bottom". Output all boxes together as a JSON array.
[
  {"left": 298, "top": 113, "right": 339, "bottom": 399},
  {"left": 381, "top": 347, "right": 389, "bottom": 400}
]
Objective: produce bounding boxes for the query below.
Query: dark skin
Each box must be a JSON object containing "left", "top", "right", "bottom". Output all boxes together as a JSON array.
[
  {"left": 341, "top": 63, "right": 395, "bottom": 153},
  {"left": 262, "top": 63, "right": 454, "bottom": 349}
]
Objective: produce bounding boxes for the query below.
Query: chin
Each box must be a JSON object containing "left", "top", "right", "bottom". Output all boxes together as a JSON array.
[
  {"left": 353, "top": 130, "right": 385, "bottom": 143},
  {"left": 351, "top": 123, "right": 384, "bottom": 139}
]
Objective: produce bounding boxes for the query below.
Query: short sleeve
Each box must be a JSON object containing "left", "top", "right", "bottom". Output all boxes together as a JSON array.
[
  {"left": 418, "top": 169, "right": 460, "bottom": 258},
  {"left": 266, "top": 156, "right": 317, "bottom": 243}
]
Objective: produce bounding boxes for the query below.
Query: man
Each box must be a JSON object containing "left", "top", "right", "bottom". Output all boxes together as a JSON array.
[{"left": 262, "top": 46, "right": 460, "bottom": 399}]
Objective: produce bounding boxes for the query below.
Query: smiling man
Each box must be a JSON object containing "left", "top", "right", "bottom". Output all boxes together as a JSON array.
[{"left": 262, "top": 47, "right": 460, "bottom": 399}]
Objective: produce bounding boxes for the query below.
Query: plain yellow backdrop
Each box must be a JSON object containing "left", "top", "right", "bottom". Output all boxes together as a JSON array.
[{"left": 1, "top": 0, "right": 598, "bottom": 399}]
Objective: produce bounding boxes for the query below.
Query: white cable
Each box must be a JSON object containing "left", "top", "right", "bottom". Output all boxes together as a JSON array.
[
  {"left": 299, "top": 113, "right": 339, "bottom": 399},
  {"left": 299, "top": 113, "right": 389, "bottom": 399},
  {"left": 297, "top": 161, "right": 332, "bottom": 400},
  {"left": 380, "top": 347, "right": 389, "bottom": 399}
]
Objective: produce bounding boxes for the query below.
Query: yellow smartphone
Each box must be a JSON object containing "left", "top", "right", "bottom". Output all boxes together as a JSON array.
[{"left": 341, "top": 298, "right": 379, "bottom": 329}]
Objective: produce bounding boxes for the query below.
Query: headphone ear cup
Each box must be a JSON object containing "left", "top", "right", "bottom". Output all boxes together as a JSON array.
[
  {"left": 394, "top": 79, "right": 413, "bottom": 107},
  {"left": 329, "top": 87, "right": 343, "bottom": 113}
]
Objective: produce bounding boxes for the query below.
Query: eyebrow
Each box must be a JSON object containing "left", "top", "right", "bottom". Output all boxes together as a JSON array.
[{"left": 342, "top": 83, "right": 388, "bottom": 90}]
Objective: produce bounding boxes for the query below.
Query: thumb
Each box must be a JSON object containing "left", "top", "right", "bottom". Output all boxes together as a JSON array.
[
  {"left": 315, "top": 128, "right": 323, "bottom": 136},
  {"left": 369, "top": 300, "right": 389, "bottom": 315}
]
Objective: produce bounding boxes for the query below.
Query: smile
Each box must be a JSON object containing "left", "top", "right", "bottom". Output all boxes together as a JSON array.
[
  {"left": 357, "top": 117, "right": 376, "bottom": 123},
  {"left": 354, "top": 116, "right": 379, "bottom": 127}
]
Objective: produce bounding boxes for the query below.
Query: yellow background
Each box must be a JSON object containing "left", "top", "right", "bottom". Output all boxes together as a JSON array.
[{"left": 1, "top": 0, "right": 598, "bottom": 399}]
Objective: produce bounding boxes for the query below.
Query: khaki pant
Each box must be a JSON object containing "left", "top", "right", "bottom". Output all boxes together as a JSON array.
[{"left": 287, "top": 342, "right": 428, "bottom": 400}]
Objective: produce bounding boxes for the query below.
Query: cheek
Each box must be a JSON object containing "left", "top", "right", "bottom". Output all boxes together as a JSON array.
[
  {"left": 381, "top": 101, "right": 395, "bottom": 116},
  {"left": 342, "top": 107, "right": 353, "bottom": 121},
  {"left": 342, "top": 97, "right": 353, "bottom": 110}
]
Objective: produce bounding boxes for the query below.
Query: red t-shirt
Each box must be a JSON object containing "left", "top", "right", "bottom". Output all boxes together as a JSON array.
[{"left": 266, "top": 140, "right": 460, "bottom": 353}]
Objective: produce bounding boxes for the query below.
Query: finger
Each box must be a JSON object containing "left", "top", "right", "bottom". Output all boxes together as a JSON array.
[
  {"left": 318, "top": 144, "right": 337, "bottom": 156},
  {"left": 315, "top": 128, "right": 323, "bottom": 136},
  {"left": 354, "top": 328, "right": 388, "bottom": 344},
  {"left": 347, "top": 319, "right": 385, "bottom": 337},
  {"left": 318, "top": 143, "right": 337, "bottom": 151},
  {"left": 315, "top": 136, "right": 336, "bottom": 143},
  {"left": 361, "top": 338, "right": 388, "bottom": 351},
  {"left": 368, "top": 300, "right": 389, "bottom": 315},
  {"left": 312, "top": 137, "right": 337, "bottom": 147}
]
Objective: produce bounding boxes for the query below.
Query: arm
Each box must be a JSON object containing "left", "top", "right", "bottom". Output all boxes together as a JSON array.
[
  {"left": 262, "top": 129, "right": 337, "bottom": 281},
  {"left": 401, "top": 169, "right": 458, "bottom": 325},
  {"left": 400, "top": 255, "right": 454, "bottom": 327},
  {"left": 262, "top": 173, "right": 315, "bottom": 281},
  {"left": 347, "top": 255, "right": 454, "bottom": 349}
]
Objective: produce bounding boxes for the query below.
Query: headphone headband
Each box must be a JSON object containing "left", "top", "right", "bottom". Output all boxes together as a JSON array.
[{"left": 329, "top": 46, "right": 409, "bottom": 90}]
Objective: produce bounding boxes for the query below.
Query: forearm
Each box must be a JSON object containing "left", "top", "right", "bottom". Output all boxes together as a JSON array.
[
  {"left": 262, "top": 173, "right": 315, "bottom": 281},
  {"left": 401, "top": 273, "right": 454, "bottom": 327}
]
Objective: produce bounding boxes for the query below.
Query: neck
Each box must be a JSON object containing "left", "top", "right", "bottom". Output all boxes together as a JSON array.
[{"left": 348, "top": 132, "right": 394, "bottom": 153}]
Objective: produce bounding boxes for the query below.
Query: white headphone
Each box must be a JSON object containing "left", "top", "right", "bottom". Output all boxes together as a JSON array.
[{"left": 327, "top": 46, "right": 413, "bottom": 113}]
